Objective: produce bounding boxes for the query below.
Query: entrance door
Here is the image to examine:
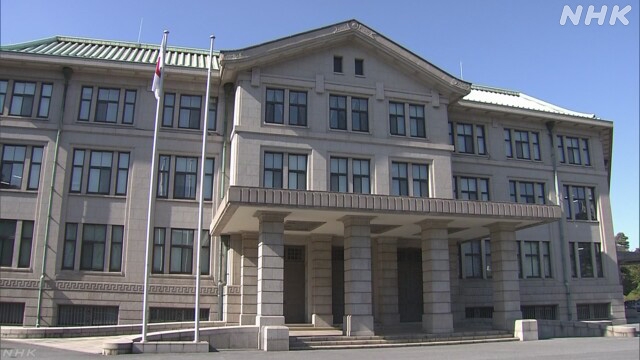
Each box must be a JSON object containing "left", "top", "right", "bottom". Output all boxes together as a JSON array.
[
  {"left": 331, "top": 246, "right": 344, "bottom": 324},
  {"left": 284, "top": 245, "right": 306, "bottom": 324},
  {"left": 397, "top": 248, "right": 423, "bottom": 322}
]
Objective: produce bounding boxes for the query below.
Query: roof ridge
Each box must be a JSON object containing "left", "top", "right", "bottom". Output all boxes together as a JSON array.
[
  {"left": 519, "top": 92, "right": 596, "bottom": 118},
  {"left": 471, "top": 84, "right": 520, "bottom": 96}
]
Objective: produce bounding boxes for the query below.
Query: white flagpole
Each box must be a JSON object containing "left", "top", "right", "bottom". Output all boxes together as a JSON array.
[
  {"left": 195, "top": 34, "right": 215, "bottom": 343},
  {"left": 142, "top": 30, "right": 168, "bottom": 343}
]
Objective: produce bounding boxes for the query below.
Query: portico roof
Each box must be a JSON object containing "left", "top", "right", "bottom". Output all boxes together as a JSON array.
[{"left": 211, "top": 186, "right": 562, "bottom": 241}]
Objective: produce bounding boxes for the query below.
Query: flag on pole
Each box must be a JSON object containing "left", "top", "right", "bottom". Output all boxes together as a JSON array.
[{"left": 151, "top": 34, "right": 166, "bottom": 100}]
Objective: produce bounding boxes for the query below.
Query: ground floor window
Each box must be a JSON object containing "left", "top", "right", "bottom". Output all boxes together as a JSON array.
[
  {"left": 576, "top": 303, "right": 610, "bottom": 320},
  {"left": 0, "top": 302, "right": 24, "bottom": 325},
  {"left": 149, "top": 307, "right": 209, "bottom": 323},
  {"left": 57, "top": 305, "right": 118, "bottom": 326},
  {"left": 521, "top": 305, "right": 557, "bottom": 320},
  {"left": 465, "top": 306, "right": 493, "bottom": 319}
]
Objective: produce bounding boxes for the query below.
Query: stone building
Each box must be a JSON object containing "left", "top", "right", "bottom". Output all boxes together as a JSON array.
[{"left": 0, "top": 20, "right": 624, "bottom": 334}]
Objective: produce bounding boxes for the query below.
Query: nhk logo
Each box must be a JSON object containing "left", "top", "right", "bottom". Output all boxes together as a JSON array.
[{"left": 560, "top": 5, "right": 632, "bottom": 25}]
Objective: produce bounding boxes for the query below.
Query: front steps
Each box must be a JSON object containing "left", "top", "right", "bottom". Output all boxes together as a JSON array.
[{"left": 289, "top": 330, "right": 517, "bottom": 350}]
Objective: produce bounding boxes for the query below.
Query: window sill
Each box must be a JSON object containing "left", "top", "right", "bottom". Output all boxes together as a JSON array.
[
  {"left": 1, "top": 114, "right": 48, "bottom": 121},
  {"left": 506, "top": 157, "right": 543, "bottom": 162},
  {"left": 0, "top": 267, "right": 33, "bottom": 273},
  {"left": 0, "top": 188, "right": 39, "bottom": 194},
  {"left": 58, "top": 270, "right": 125, "bottom": 277},
  {"left": 566, "top": 219, "right": 599, "bottom": 224},
  {"left": 452, "top": 152, "right": 489, "bottom": 158},
  {"left": 68, "top": 193, "right": 127, "bottom": 200},
  {"left": 151, "top": 273, "right": 214, "bottom": 279},
  {"left": 156, "top": 198, "right": 215, "bottom": 204}
]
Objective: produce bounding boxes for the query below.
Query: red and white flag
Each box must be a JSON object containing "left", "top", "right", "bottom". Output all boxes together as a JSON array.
[{"left": 152, "top": 33, "right": 167, "bottom": 100}]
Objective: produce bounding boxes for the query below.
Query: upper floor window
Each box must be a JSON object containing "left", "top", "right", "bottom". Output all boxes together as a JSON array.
[
  {"left": 391, "top": 162, "right": 429, "bottom": 197},
  {"left": 207, "top": 97, "right": 218, "bottom": 131},
  {"left": 330, "top": 95, "right": 347, "bottom": 130},
  {"left": 558, "top": 136, "right": 591, "bottom": 166},
  {"left": 9, "top": 81, "right": 36, "bottom": 117},
  {"left": 355, "top": 59, "right": 364, "bottom": 76},
  {"left": 389, "top": 102, "right": 405, "bottom": 136},
  {"left": 0, "top": 80, "right": 8, "bottom": 111},
  {"left": 509, "top": 180, "right": 546, "bottom": 204},
  {"left": 37, "top": 83, "right": 53, "bottom": 118},
  {"left": 453, "top": 176, "right": 490, "bottom": 201},
  {"left": 289, "top": 91, "right": 307, "bottom": 126},
  {"left": 263, "top": 151, "right": 307, "bottom": 190},
  {"left": 329, "top": 157, "right": 370, "bottom": 194},
  {"left": 174, "top": 156, "right": 198, "bottom": 199},
  {"left": 156, "top": 155, "right": 212, "bottom": 201},
  {"left": 390, "top": 103, "right": 426, "bottom": 138},
  {"left": 78, "top": 87, "right": 93, "bottom": 121},
  {"left": 179, "top": 95, "right": 202, "bottom": 129},
  {"left": 265, "top": 88, "right": 306, "bottom": 127},
  {"left": 0, "top": 219, "right": 35, "bottom": 268},
  {"left": 62, "top": 223, "right": 123, "bottom": 272},
  {"left": 1, "top": 144, "right": 43, "bottom": 191},
  {"left": 333, "top": 56, "right": 343, "bottom": 73},
  {"left": 563, "top": 185, "right": 597, "bottom": 221},
  {"left": 569, "top": 242, "right": 603, "bottom": 278},
  {"left": 170, "top": 229, "right": 194, "bottom": 274},
  {"left": 203, "top": 159, "right": 215, "bottom": 200},
  {"left": 517, "top": 240, "right": 552, "bottom": 279},
  {"left": 449, "top": 122, "right": 486, "bottom": 155},
  {"left": 95, "top": 88, "right": 120, "bottom": 123},
  {"left": 152, "top": 227, "right": 210, "bottom": 275},
  {"left": 162, "top": 93, "right": 176, "bottom": 127},
  {"left": 121, "top": 90, "right": 136, "bottom": 125},
  {"left": 504, "top": 129, "right": 541, "bottom": 161},
  {"left": 69, "top": 148, "right": 130, "bottom": 196},
  {"left": 409, "top": 105, "right": 426, "bottom": 138},
  {"left": 265, "top": 88, "right": 284, "bottom": 124},
  {"left": 351, "top": 98, "right": 368, "bottom": 132}
]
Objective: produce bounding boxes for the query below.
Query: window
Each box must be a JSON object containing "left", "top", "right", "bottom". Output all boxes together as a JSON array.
[
  {"left": 265, "top": 88, "right": 284, "bottom": 124},
  {"left": 203, "top": 158, "right": 214, "bottom": 201},
  {"left": 178, "top": 95, "right": 201, "bottom": 129},
  {"left": 121, "top": 90, "right": 136, "bottom": 124},
  {"left": 289, "top": 91, "right": 307, "bottom": 126},
  {"left": 263, "top": 152, "right": 306, "bottom": 190},
  {"left": 0, "top": 80, "right": 7, "bottom": 111},
  {"left": 80, "top": 224, "right": 107, "bottom": 271},
  {"left": 0, "top": 302, "right": 25, "bottom": 325},
  {"left": 389, "top": 102, "right": 405, "bottom": 135},
  {"left": 522, "top": 241, "right": 541, "bottom": 278},
  {"left": 288, "top": 154, "right": 307, "bottom": 190},
  {"left": 504, "top": 129, "right": 541, "bottom": 161},
  {"left": 95, "top": 88, "right": 120, "bottom": 123},
  {"left": 78, "top": 86, "right": 93, "bottom": 121},
  {"left": 522, "top": 305, "right": 557, "bottom": 320},
  {"left": 409, "top": 105, "right": 426, "bottom": 138},
  {"left": 461, "top": 240, "right": 483, "bottom": 278},
  {"left": 563, "top": 185, "right": 597, "bottom": 221},
  {"left": 174, "top": 157, "right": 198, "bottom": 199},
  {"left": 330, "top": 157, "right": 348, "bottom": 192},
  {"left": 412, "top": 164, "right": 429, "bottom": 197},
  {"left": 329, "top": 157, "right": 370, "bottom": 194},
  {"left": 69, "top": 150, "right": 85, "bottom": 193},
  {"left": 1, "top": 145, "right": 26, "bottom": 189},
  {"left": 115, "top": 153, "right": 130, "bottom": 196},
  {"left": 9, "top": 81, "right": 36, "bottom": 116},
  {"left": 557, "top": 135, "right": 591, "bottom": 166},
  {"left": 509, "top": 180, "right": 546, "bottom": 204},
  {"left": 329, "top": 95, "right": 347, "bottom": 130},
  {"left": 170, "top": 229, "right": 194, "bottom": 274},
  {"left": 352, "top": 159, "right": 370, "bottom": 194},
  {"left": 149, "top": 307, "right": 209, "bottom": 323},
  {"left": 449, "top": 122, "right": 487, "bottom": 155},
  {"left": 570, "top": 242, "right": 604, "bottom": 278},
  {"left": 576, "top": 303, "right": 609, "bottom": 320},
  {"left": 351, "top": 98, "right": 368, "bottom": 132},
  {"left": 595, "top": 243, "right": 603, "bottom": 278},
  {"left": 578, "top": 242, "right": 594, "bottom": 278},
  {"left": 27, "top": 147, "right": 43, "bottom": 190},
  {"left": 162, "top": 93, "right": 175, "bottom": 127},
  {"left": 207, "top": 97, "right": 218, "bottom": 131},
  {"left": 201, "top": 230, "right": 210, "bottom": 275},
  {"left": 87, "top": 151, "right": 113, "bottom": 194},
  {"left": 17, "top": 221, "right": 34, "bottom": 268},
  {"left": 263, "top": 152, "right": 283, "bottom": 189},
  {"left": 543, "top": 241, "right": 552, "bottom": 278},
  {"left": 453, "top": 176, "right": 490, "bottom": 201},
  {"left": 58, "top": 305, "right": 118, "bottom": 326},
  {"left": 157, "top": 155, "right": 170, "bottom": 198},
  {"left": 152, "top": 228, "right": 166, "bottom": 273},
  {"left": 62, "top": 223, "right": 77, "bottom": 270},
  {"left": 109, "top": 225, "right": 123, "bottom": 272},
  {"left": 333, "top": 56, "right": 343, "bottom": 73},
  {"left": 355, "top": 59, "right": 364, "bottom": 76},
  {"left": 37, "top": 83, "right": 53, "bottom": 118},
  {"left": 0, "top": 220, "right": 17, "bottom": 267},
  {"left": 391, "top": 162, "right": 409, "bottom": 196}
]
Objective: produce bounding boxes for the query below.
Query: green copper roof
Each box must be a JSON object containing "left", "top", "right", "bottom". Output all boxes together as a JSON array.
[{"left": 0, "top": 36, "right": 219, "bottom": 70}]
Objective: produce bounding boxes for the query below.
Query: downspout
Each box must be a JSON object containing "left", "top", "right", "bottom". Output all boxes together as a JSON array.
[
  {"left": 217, "top": 82, "right": 234, "bottom": 320},
  {"left": 546, "top": 121, "right": 573, "bottom": 321},
  {"left": 36, "top": 66, "right": 73, "bottom": 327}
]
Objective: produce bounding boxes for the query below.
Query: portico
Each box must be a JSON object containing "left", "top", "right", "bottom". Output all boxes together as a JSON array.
[{"left": 212, "top": 186, "right": 562, "bottom": 335}]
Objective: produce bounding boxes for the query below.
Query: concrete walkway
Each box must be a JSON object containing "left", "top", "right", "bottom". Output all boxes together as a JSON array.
[{"left": 2, "top": 335, "right": 137, "bottom": 355}]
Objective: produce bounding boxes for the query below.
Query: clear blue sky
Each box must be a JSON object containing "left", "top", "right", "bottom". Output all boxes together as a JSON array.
[{"left": 2, "top": 0, "right": 638, "bottom": 249}]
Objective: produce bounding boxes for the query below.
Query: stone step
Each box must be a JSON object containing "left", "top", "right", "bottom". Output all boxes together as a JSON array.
[{"left": 289, "top": 336, "right": 518, "bottom": 350}]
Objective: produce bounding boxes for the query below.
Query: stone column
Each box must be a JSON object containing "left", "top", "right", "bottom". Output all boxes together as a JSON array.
[
  {"left": 340, "top": 215, "right": 375, "bottom": 336},
  {"left": 488, "top": 222, "right": 521, "bottom": 331},
  {"left": 448, "top": 240, "right": 463, "bottom": 325},
  {"left": 376, "top": 237, "right": 400, "bottom": 325},
  {"left": 240, "top": 232, "right": 258, "bottom": 325},
  {"left": 310, "top": 235, "right": 333, "bottom": 327},
  {"left": 254, "top": 211, "right": 289, "bottom": 327},
  {"left": 418, "top": 219, "right": 454, "bottom": 334}
]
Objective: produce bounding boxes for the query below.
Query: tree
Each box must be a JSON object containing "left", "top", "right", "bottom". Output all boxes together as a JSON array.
[{"left": 616, "top": 232, "right": 630, "bottom": 252}]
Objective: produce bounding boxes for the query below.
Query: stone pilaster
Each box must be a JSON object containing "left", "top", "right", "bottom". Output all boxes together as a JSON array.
[
  {"left": 340, "top": 215, "right": 375, "bottom": 336},
  {"left": 448, "top": 240, "right": 463, "bottom": 324},
  {"left": 254, "top": 211, "right": 289, "bottom": 327},
  {"left": 310, "top": 235, "right": 333, "bottom": 327},
  {"left": 376, "top": 237, "right": 400, "bottom": 325},
  {"left": 240, "top": 232, "right": 258, "bottom": 325},
  {"left": 418, "top": 219, "right": 454, "bottom": 334},
  {"left": 488, "top": 222, "right": 522, "bottom": 331}
]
